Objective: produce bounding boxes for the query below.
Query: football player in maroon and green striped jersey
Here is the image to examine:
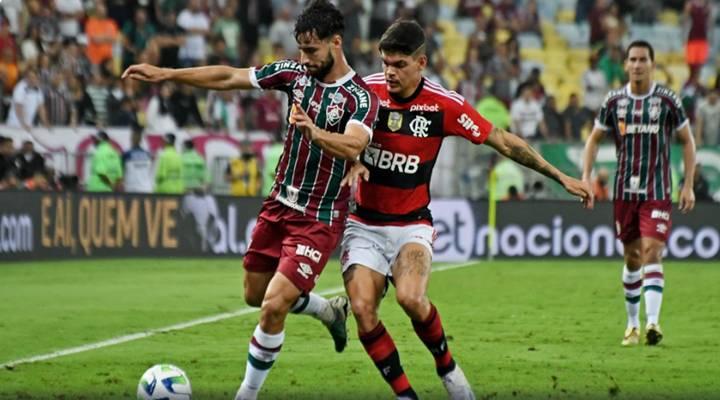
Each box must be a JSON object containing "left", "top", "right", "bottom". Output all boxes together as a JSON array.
[
  {"left": 124, "top": 1, "right": 380, "bottom": 398},
  {"left": 583, "top": 40, "right": 696, "bottom": 347}
]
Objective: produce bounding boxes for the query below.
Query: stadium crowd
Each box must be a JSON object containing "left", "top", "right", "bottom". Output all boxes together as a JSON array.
[{"left": 0, "top": 0, "right": 718, "bottom": 201}]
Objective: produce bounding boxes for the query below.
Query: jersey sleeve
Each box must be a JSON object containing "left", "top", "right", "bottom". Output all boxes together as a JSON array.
[
  {"left": 594, "top": 93, "right": 613, "bottom": 131},
  {"left": 668, "top": 90, "right": 689, "bottom": 131},
  {"left": 445, "top": 98, "right": 493, "bottom": 144},
  {"left": 249, "top": 59, "right": 304, "bottom": 91},
  {"left": 346, "top": 88, "right": 380, "bottom": 140}
]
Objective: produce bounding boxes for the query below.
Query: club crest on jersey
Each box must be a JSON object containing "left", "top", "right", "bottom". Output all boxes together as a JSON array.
[
  {"left": 649, "top": 97, "right": 662, "bottom": 121},
  {"left": 388, "top": 111, "right": 403, "bottom": 132},
  {"left": 409, "top": 115, "right": 431, "bottom": 137},
  {"left": 293, "top": 89, "right": 304, "bottom": 102},
  {"left": 326, "top": 93, "right": 347, "bottom": 126},
  {"left": 617, "top": 98, "right": 630, "bottom": 108},
  {"left": 287, "top": 185, "right": 300, "bottom": 203}
]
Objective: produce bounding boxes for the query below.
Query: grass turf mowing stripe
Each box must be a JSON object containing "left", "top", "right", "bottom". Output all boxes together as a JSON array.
[{"left": 1, "top": 261, "right": 479, "bottom": 369}]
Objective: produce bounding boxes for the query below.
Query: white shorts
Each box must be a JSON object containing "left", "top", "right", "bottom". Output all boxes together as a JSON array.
[{"left": 340, "top": 219, "right": 435, "bottom": 276}]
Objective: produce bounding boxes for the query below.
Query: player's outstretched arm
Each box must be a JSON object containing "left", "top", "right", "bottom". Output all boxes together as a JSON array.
[
  {"left": 122, "top": 63, "right": 255, "bottom": 91},
  {"left": 580, "top": 127, "right": 605, "bottom": 210},
  {"left": 485, "top": 127, "right": 592, "bottom": 206},
  {"left": 289, "top": 104, "right": 370, "bottom": 161},
  {"left": 340, "top": 161, "right": 370, "bottom": 187},
  {"left": 677, "top": 124, "right": 696, "bottom": 214}
]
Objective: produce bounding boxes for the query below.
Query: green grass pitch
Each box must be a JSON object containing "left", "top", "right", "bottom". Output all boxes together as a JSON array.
[{"left": 1, "top": 259, "right": 719, "bottom": 399}]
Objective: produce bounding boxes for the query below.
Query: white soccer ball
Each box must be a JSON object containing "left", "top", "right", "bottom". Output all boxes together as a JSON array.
[{"left": 137, "top": 364, "right": 192, "bottom": 400}]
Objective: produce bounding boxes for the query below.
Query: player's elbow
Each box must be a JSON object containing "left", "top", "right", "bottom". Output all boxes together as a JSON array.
[{"left": 340, "top": 138, "right": 366, "bottom": 161}]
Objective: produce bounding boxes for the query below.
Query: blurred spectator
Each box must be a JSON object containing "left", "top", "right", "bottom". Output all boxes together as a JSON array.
[
  {"left": 252, "top": 91, "right": 284, "bottom": 139},
  {"left": 516, "top": 67, "right": 545, "bottom": 101},
  {"left": 122, "top": 7, "right": 157, "bottom": 69},
  {"left": 207, "top": 90, "right": 240, "bottom": 134},
  {"left": 107, "top": 79, "right": 139, "bottom": 126},
  {"left": 486, "top": 42, "right": 515, "bottom": 105},
  {"left": 207, "top": 36, "right": 233, "bottom": 65},
  {"left": 598, "top": 45, "right": 625, "bottom": 88},
  {"left": 68, "top": 74, "right": 97, "bottom": 126},
  {"left": 576, "top": 0, "right": 594, "bottom": 23},
  {"left": 211, "top": 0, "right": 241, "bottom": 64},
  {"left": 20, "top": 25, "right": 42, "bottom": 64},
  {"left": 476, "top": 86, "right": 510, "bottom": 130},
  {"left": 237, "top": 0, "right": 273, "bottom": 59},
  {"left": 588, "top": 0, "right": 609, "bottom": 48},
  {"left": 59, "top": 39, "right": 92, "bottom": 79},
  {"left": 154, "top": 9, "right": 186, "bottom": 68},
  {"left": 504, "top": 185, "right": 525, "bottom": 201},
  {"left": 516, "top": 0, "right": 541, "bottom": 38},
  {"left": 542, "top": 95, "right": 564, "bottom": 139},
  {"left": 55, "top": 0, "right": 85, "bottom": 40},
  {"left": 526, "top": 180, "right": 549, "bottom": 200},
  {"left": 680, "top": 163, "right": 712, "bottom": 202},
  {"left": 0, "top": 22, "right": 16, "bottom": 62},
  {"left": 631, "top": 0, "right": 660, "bottom": 24},
  {"left": 0, "top": 47, "right": 19, "bottom": 94},
  {"left": 146, "top": 82, "right": 180, "bottom": 133},
  {"left": 416, "top": 0, "right": 438, "bottom": 28},
  {"left": 14, "top": 140, "right": 46, "bottom": 181},
  {"left": 226, "top": 143, "right": 260, "bottom": 196},
  {"left": 261, "top": 141, "right": 283, "bottom": 196},
  {"left": 23, "top": 171, "right": 52, "bottom": 191},
  {"left": 457, "top": 0, "right": 484, "bottom": 18},
  {"left": 683, "top": 0, "right": 713, "bottom": 78},
  {"left": 369, "top": 0, "right": 394, "bottom": 40},
  {"left": 86, "top": 68, "right": 111, "bottom": 125},
  {"left": 7, "top": 69, "right": 49, "bottom": 131},
  {"left": 0, "top": 136, "right": 18, "bottom": 189},
  {"left": 122, "top": 125, "right": 153, "bottom": 193},
  {"left": 155, "top": 133, "right": 184, "bottom": 194},
  {"left": 85, "top": 3, "right": 119, "bottom": 65},
  {"left": 1, "top": 0, "right": 23, "bottom": 35},
  {"left": 696, "top": 88, "right": 720, "bottom": 146},
  {"left": 170, "top": 84, "right": 205, "bottom": 127},
  {"left": 27, "top": 0, "right": 61, "bottom": 53},
  {"left": 339, "top": 0, "right": 364, "bottom": 59},
  {"left": 563, "top": 93, "right": 592, "bottom": 141},
  {"left": 269, "top": 6, "right": 298, "bottom": 59},
  {"left": 177, "top": 0, "right": 210, "bottom": 67},
  {"left": 582, "top": 54, "right": 608, "bottom": 113},
  {"left": 681, "top": 71, "right": 705, "bottom": 124},
  {"left": 87, "top": 131, "right": 123, "bottom": 192},
  {"left": 593, "top": 167, "right": 610, "bottom": 201},
  {"left": 181, "top": 139, "right": 208, "bottom": 192},
  {"left": 44, "top": 71, "right": 72, "bottom": 126},
  {"left": 510, "top": 85, "right": 546, "bottom": 140}
]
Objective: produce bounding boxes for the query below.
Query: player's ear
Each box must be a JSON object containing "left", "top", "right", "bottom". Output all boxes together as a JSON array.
[
  {"left": 417, "top": 54, "right": 428, "bottom": 69},
  {"left": 332, "top": 34, "right": 342, "bottom": 49}
]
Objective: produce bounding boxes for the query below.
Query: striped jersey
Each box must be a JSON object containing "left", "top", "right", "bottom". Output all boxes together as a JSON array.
[
  {"left": 250, "top": 60, "right": 379, "bottom": 225},
  {"left": 353, "top": 74, "right": 493, "bottom": 225},
  {"left": 595, "top": 82, "right": 688, "bottom": 201}
]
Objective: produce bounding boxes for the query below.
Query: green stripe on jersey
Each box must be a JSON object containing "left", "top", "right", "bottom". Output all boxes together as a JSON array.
[
  {"left": 279, "top": 81, "right": 315, "bottom": 200},
  {"left": 639, "top": 100, "right": 650, "bottom": 201},
  {"left": 655, "top": 104, "right": 668, "bottom": 199},
  {"left": 298, "top": 86, "right": 333, "bottom": 209},
  {"left": 318, "top": 158, "right": 345, "bottom": 223}
]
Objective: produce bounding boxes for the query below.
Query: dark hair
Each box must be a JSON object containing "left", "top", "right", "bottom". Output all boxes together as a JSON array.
[
  {"left": 97, "top": 131, "right": 109, "bottom": 141},
  {"left": 294, "top": 0, "right": 344, "bottom": 40},
  {"left": 379, "top": 20, "right": 426, "bottom": 55},
  {"left": 164, "top": 133, "right": 176, "bottom": 145},
  {"left": 625, "top": 40, "right": 654, "bottom": 62},
  {"left": 184, "top": 139, "right": 194, "bottom": 150}
]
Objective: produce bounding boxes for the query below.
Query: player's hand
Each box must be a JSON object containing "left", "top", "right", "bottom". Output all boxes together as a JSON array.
[
  {"left": 562, "top": 176, "right": 593, "bottom": 209},
  {"left": 121, "top": 63, "right": 169, "bottom": 82},
  {"left": 581, "top": 177, "right": 595, "bottom": 210},
  {"left": 679, "top": 185, "right": 695, "bottom": 214},
  {"left": 289, "top": 103, "right": 321, "bottom": 142},
  {"left": 340, "top": 161, "right": 370, "bottom": 187}
]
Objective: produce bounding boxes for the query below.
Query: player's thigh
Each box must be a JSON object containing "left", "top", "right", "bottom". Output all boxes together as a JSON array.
[
  {"left": 340, "top": 219, "right": 392, "bottom": 277},
  {"left": 244, "top": 207, "right": 284, "bottom": 273},
  {"left": 259, "top": 272, "right": 304, "bottom": 330},
  {"left": 391, "top": 242, "right": 433, "bottom": 300},
  {"left": 243, "top": 268, "right": 275, "bottom": 307},
  {"left": 614, "top": 200, "right": 641, "bottom": 245},
  {"left": 277, "top": 218, "right": 344, "bottom": 293},
  {"left": 638, "top": 200, "right": 672, "bottom": 254},
  {"left": 343, "top": 263, "right": 387, "bottom": 316}
]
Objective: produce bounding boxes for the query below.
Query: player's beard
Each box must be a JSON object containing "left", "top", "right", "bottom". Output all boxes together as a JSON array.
[{"left": 306, "top": 51, "right": 335, "bottom": 81}]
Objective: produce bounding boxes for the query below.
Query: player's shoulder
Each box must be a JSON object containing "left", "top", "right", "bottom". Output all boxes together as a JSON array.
[
  {"left": 602, "top": 87, "right": 628, "bottom": 105},
  {"left": 422, "top": 77, "right": 465, "bottom": 107},
  {"left": 652, "top": 83, "right": 682, "bottom": 103}
]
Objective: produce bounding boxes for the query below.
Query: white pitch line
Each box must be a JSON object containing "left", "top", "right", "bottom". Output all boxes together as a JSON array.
[{"left": 1, "top": 260, "right": 480, "bottom": 369}]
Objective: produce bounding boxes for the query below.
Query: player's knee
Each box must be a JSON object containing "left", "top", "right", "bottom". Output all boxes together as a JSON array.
[
  {"left": 395, "top": 290, "right": 425, "bottom": 315},
  {"left": 643, "top": 245, "right": 664, "bottom": 264},
  {"left": 259, "top": 296, "right": 290, "bottom": 327},
  {"left": 350, "top": 296, "right": 377, "bottom": 322},
  {"left": 244, "top": 291, "right": 263, "bottom": 307},
  {"left": 625, "top": 250, "right": 643, "bottom": 269}
]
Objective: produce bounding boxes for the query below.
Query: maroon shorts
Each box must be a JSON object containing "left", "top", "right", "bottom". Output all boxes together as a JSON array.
[
  {"left": 244, "top": 199, "right": 344, "bottom": 293},
  {"left": 614, "top": 200, "right": 672, "bottom": 244}
]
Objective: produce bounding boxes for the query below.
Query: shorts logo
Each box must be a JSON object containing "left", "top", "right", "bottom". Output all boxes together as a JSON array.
[
  {"left": 651, "top": 210, "right": 670, "bottom": 221},
  {"left": 388, "top": 111, "right": 403, "bottom": 132},
  {"left": 297, "top": 262, "right": 313, "bottom": 279},
  {"left": 296, "top": 244, "right": 322, "bottom": 263},
  {"left": 656, "top": 223, "right": 668, "bottom": 234}
]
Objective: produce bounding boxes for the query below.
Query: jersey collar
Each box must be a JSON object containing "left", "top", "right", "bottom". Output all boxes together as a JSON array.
[
  {"left": 625, "top": 81, "right": 657, "bottom": 100},
  {"left": 317, "top": 69, "right": 356, "bottom": 87},
  {"left": 389, "top": 77, "right": 425, "bottom": 104}
]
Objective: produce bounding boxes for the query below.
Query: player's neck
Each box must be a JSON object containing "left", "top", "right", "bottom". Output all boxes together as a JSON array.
[
  {"left": 629, "top": 80, "right": 653, "bottom": 96},
  {"left": 392, "top": 76, "right": 424, "bottom": 102},
  {"left": 320, "top": 54, "right": 352, "bottom": 85}
]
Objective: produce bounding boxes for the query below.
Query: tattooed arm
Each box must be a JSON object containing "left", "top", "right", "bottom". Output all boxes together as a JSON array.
[{"left": 484, "top": 127, "right": 592, "bottom": 204}]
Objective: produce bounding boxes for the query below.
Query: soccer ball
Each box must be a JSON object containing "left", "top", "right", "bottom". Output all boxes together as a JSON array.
[{"left": 137, "top": 364, "right": 192, "bottom": 400}]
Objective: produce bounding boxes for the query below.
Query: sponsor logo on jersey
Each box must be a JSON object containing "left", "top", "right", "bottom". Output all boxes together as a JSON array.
[
  {"left": 625, "top": 124, "right": 660, "bottom": 134},
  {"left": 651, "top": 210, "right": 670, "bottom": 221},
  {"left": 457, "top": 113, "right": 482, "bottom": 137},
  {"left": 293, "top": 89, "right": 304, "bottom": 102},
  {"left": 409, "top": 115, "right": 431, "bottom": 137},
  {"left": 379, "top": 99, "right": 390, "bottom": 107},
  {"left": 618, "top": 120, "right": 626, "bottom": 136},
  {"left": 297, "top": 262, "right": 313, "bottom": 279},
  {"left": 296, "top": 244, "right": 322, "bottom": 263},
  {"left": 297, "top": 76, "right": 310, "bottom": 87},
  {"left": 287, "top": 185, "right": 300, "bottom": 203},
  {"left": 656, "top": 222, "right": 668, "bottom": 234},
  {"left": 409, "top": 103, "right": 439, "bottom": 112},
  {"left": 388, "top": 111, "right": 403, "bottom": 132},
  {"left": 275, "top": 61, "right": 304, "bottom": 72},
  {"left": 364, "top": 147, "right": 420, "bottom": 174}
]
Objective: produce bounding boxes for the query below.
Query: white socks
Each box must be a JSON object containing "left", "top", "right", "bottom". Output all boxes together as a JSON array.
[
  {"left": 622, "top": 265, "right": 643, "bottom": 328},
  {"left": 643, "top": 264, "right": 664, "bottom": 326},
  {"left": 236, "top": 325, "right": 285, "bottom": 400},
  {"left": 290, "top": 292, "right": 334, "bottom": 324}
]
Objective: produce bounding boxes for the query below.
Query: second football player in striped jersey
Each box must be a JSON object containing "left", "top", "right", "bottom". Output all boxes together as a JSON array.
[
  {"left": 583, "top": 41, "right": 696, "bottom": 347},
  {"left": 340, "top": 20, "right": 592, "bottom": 400},
  {"left": 124, "top": 2, "right": 379, "bottom": 399}
]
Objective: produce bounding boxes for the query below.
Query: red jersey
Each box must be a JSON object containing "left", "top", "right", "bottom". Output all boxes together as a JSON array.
[{"left": 352, "top": 73, "right": 493, "bottom": 225}]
